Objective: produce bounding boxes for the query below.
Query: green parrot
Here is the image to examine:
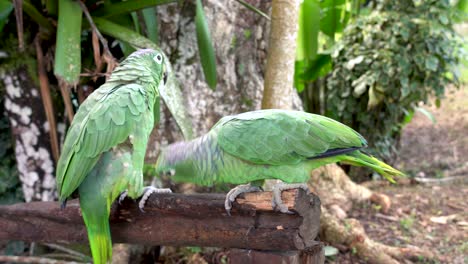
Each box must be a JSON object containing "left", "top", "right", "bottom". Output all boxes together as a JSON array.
[
  {"left": 155, "top": 109, "right": 404, "bottom": 214},
  {"left": 56, "top": 49, "right": 192, "bottom": 264}
]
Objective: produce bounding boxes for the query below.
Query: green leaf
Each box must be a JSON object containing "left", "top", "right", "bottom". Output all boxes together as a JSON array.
[
  {"left": 345, "top": 55, "right": 364, "bottom": 70},
  {"left": 415, "top": 107, "right": 436, "bottom": 124},
  {"left": 294, "top": 60, "right": 307, "bottom": 92},
  {"left": 22, "top": 1, "right": 54, "bottom": 34},
  {"left": 93, "top": 17, "right": 159, "bottom": 50},
  {"left": 195, "top": 0, "right": 217, "bottom": 89},
  {"left": 142, "top": 7, "right": 159, "bottom": 44},
  {"left": 438, "top": 14, "right": 448, "bottom": 25},
  {"left": 302, "top": 54, "right": 332, "bottom": 81},
  {"left": 319, "top": 0, "right": 350, "bottom": 39},
  {"left": 324, "top": 245, "right": 339, "bottom": 257},
  {"left": 425, "top": 56, "right": 439, "bottom": 72},
  {"left": 92, "top": 0, "right": 177, "bottom": 18},
  {"left": 435, "top": 98, "right": 441, "bottom": 108},
  {"left": 296, "top": 0, "right": 320, "bottom": 61},
  {"left": 353, "top": 81, "right": 367, "bottom": 97},
  {"left": 54, "top": 0, "right": 82, "bottom": 85},
  {"left": 401, "top": 109, "right": 415, "bottom": 127},
  {"left": 368, "top": 85, "right": 383, "bottom": 109},
  {"left": 106, "top": 13, "right": 139, "bottom": 56},
  {"left": 320, "top": 0, "right": 346, "bottom": 7},
  {"left": 0, "top": 0, "right": 13, "bottom": 33},
  {"left": 131, "top": 12, "right": 141, "bottom": 34}
]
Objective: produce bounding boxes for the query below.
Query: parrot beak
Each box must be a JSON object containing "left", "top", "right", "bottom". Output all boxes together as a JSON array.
[
  {"left": 162, "top": 71, "right": 168, "bottom": 85},
  {"left": 158, "top": 54, "right": 194, "bottom": 140}
]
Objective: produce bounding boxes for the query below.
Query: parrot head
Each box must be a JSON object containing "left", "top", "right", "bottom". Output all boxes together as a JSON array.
[
  {"left": 126, "top": 49, "right": 194, "bottom": 140},
  {"left": 127, "top": 48, "right": 168, "bottom": 86}
]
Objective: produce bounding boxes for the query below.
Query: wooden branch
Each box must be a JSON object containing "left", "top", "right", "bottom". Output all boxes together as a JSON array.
[{"left": 0, "top": 190, "right": 321, "bottom": 251}]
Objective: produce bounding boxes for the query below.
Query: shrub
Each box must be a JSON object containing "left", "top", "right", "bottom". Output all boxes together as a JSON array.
[{"left": 326, "top": 0, "right": 462, "bottom": 160}]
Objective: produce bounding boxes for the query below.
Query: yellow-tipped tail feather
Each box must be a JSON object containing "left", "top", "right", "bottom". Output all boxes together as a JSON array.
[
  {"left": 80, "top": 199, "right": 112, "bottom": 264},
  {"left": 343, "top": 151, "right": 405, "bottom": 183}
]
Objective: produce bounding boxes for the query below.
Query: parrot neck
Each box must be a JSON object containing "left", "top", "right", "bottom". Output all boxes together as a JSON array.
[
  {"left": 108, "top": 59, "right": 160, "bottom": 86},
  {"left": 156, "top": 134, "right": 215, "bottom": 174},
  {"left": 158, "top": 139, "right": 199, "bottom": 169}
]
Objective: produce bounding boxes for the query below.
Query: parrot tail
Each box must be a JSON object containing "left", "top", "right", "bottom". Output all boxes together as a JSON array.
[
  {"left": 79, "top": 195, "right": 112, "bottom": 264},
  {"left": 342, "top": 151, "right": 405, "bottom": 183}
]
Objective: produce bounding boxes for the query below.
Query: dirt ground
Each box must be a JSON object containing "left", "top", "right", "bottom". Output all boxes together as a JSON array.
[{"left": 330, "top": 86, "right": 468, "bottom": 263}]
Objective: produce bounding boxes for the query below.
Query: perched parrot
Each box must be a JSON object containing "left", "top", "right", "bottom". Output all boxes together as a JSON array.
[
  {"left": 155, "top": 109, "right": 404, "bottom": 214},
  {"left": 56, "top": 49, "right": 192, "bottom": 264}
]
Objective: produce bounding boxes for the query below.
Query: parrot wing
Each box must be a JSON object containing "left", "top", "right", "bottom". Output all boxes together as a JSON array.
[
  {"left": 56, "top": 83, "right": 149, "bottom": 200},
  {"left": 216, "top": 109, "right": 367, "bottom": 166}
]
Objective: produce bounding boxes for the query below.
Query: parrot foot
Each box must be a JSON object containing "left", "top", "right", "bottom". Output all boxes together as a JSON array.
[
  {"left": 118, "top": 191, "right": 128, "bottom": 204},
  {"left": 225, "top": 184, "right": 262, "bottom": 216},
  {"left": 138, "top": 186, "right": 172, "bottom": 212},
  {"left": 272, "top": 183, "right": 310, "bottom": 214}
]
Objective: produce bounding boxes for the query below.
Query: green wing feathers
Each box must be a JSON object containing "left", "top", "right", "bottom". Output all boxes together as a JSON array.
[
  {"left": 56, "top": 83, "right": 149, "bottom": 200},
  {"left": 216, "top": 109, "right": 402, "bottom": 182},
  {"left": 217, "top": 109, "right": 366, "bottom": 165}
]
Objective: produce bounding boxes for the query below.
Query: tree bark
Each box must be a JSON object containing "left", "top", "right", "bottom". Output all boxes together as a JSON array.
[
  {"left": 261, "top": 0, "right": 299, "bottom": 109},
  {"left": 1, "top": 67, "right": 56, "bottom": 202},
  {"left": 0, "top": 190, "right": 321, "bottom": 251}
]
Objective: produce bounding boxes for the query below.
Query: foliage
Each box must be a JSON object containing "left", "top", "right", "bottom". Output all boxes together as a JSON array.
[
  {"left": 2, "top": 0, "right": 217, "bottom": 93},
  {"left": 326, "top": 0, "right": 462, "bottom": 160},
  {"left": 195, "top": 0, "right": 217, "bottom": 89},
  {"left": 0, "top": 0, "right": 13, "bottom": 32},
  {"left": 295, "top": 0, "right": 358, "bottom": 93}
]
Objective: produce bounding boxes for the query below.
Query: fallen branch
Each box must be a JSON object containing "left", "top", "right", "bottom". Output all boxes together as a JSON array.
[
  {"left": 0, "top": 190, "right": 320, "bottom": 251},
  {"left": 414, "top": 176, "right": 467, "bottom": 185},
  {"left": 0, "top": 255, "right": 80, "bottom": 264}
]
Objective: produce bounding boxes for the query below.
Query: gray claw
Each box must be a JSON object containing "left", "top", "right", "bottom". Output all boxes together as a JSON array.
[
  {"left": 138, "top": 186, "right": 172, "bottom": 212},
  {"left": 118, "top": 191, "right": 128, "bottom": 204},
  {"left": 272, "top": 182, "right": 309, "bottom": 214},
  {"left": 225, "top": 184, "right": 262, "bottom": 215}
]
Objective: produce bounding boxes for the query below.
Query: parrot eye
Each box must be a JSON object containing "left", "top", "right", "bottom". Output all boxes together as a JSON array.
[{"left": 153, "top": 54, "right": 163, "bottom": 64}]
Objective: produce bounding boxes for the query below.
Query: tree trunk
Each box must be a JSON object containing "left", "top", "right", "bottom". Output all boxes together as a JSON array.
[
  {"left": 1, "top": 67, "right": 56, "bottom": 202},
  {"left": 261, "top": 0, "right": 299, "bottom": 109}
]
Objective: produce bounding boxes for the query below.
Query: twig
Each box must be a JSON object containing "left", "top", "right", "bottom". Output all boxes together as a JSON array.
[
  {"left": 414, "top": 176, "right": 467, "bottom": 185},
  {"left": 78, "top": 0, "right": 117, "bottom": 78},
  {"left": 34, "top": 37, "right": 60, "bottom": 163},
  {"left": 78, "top": 1, "right": 111, "bottom": 57},
  {"left": 13, "top": 0, "right": 24, "bottom": 51},
  {"left": 58, "top": 79, "right": 75, "bottom": 123},
  {"left": 375, "top": 213, "right": 398, "bottom": 222},
  {"left": 0, "top": 255, "right": 83, "bottom": 264},
  {"left": 42, "top": 243, "right": 92, "bottom": 262},
  {"left": 79, "top": 72, "right": 111, "bottom": 77},
  {"left": 40, "top": 253, "right": 89, "bottom": 263}
]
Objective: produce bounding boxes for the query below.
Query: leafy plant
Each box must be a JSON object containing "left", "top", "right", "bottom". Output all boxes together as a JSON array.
[
  {"left": 399, "top": 215, "right": 415, "bottom": 232},
  {"left": 4, "top": 0, "right": 218, "bottom": 106},
  {"left": 295, "top": 0, "right": 358, "bottom": 93},
  {"left": 326, "top": 0, "right": 462, "bottom": 161}
]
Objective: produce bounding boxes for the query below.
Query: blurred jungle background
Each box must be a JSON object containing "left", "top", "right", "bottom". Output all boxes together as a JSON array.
[{"left": 0, "top": 0, "right": 466, "bottom": 263}]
